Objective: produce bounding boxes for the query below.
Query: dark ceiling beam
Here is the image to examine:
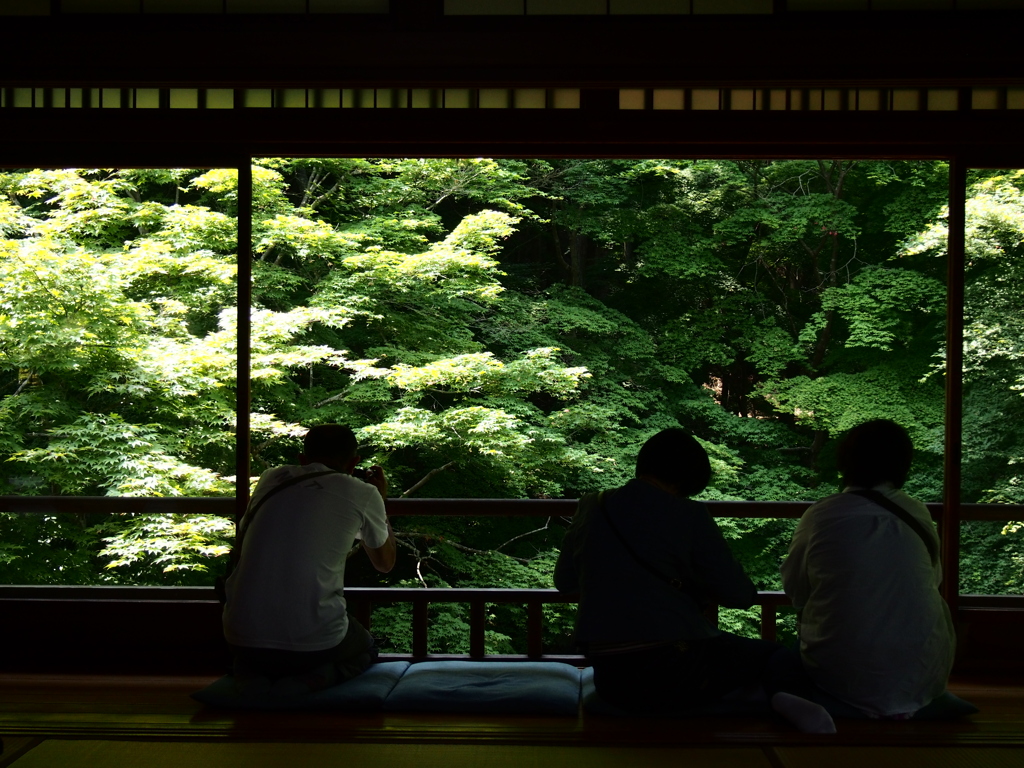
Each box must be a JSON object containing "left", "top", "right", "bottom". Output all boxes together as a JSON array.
[
  {"left": 2, "top": 12, "right": 1022, "bottom": 87},
  {"left": 4, "top": 109, "right": 1024, "bottom": 167}
]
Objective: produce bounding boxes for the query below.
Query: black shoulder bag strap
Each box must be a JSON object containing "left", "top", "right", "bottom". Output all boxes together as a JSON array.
[
  {"left": 215, "top": 469, "right": 341, "bottom": 603},
  {"left": 848, "top": 488, "right": 940, "bottom": 567},
  {"left": 596, "top": 490, "right": 689, "bottom": 595}
]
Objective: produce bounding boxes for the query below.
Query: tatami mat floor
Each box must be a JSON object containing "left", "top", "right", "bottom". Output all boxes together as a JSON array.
[
  {"left": 3, "top": 741, "right": 1024, "bottom": 768},
  {"left": 3, "top": 741, "right": 770, "bottom": 768},
  {"left": 1, "top": 674, "right": 1022, "bottom": 767}
]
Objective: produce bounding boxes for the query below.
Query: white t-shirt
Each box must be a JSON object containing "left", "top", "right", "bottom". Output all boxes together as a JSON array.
[
  {"left": 781, "top": 485, "right": 955, "bottom": 717},
  {"left": 222, "top": 463, "right": 390, "bottom": 653}
]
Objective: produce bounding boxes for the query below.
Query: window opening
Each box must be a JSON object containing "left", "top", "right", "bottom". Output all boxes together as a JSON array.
[
  {"left": 239, "top": 157, "right": 963, "bottom": 653},
  {"left": 6, "top": 156, "right": 1021, "bottom": 655},
  {"left": 953, "top": 165, "right": 1024, "bottom": 598},
  {"left": 0, "top": 167, "right": 239, "bottom": 586}
]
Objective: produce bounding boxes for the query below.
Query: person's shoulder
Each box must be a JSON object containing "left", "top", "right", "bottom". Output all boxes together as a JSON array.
[
  {"left": 625, "top": 480, "right": 712, "bottom": 525},
  {"left": 885, "top": 487, "right": 923, "bottom": 504},
  {"left": 672, "top": 496, "right": 711, "bottom": 522},
  {"left": 799, "top": 491, "right": 876, "bottom": 529},
  {"left": 803, "top": 488, "right": 930, "bottom": 534},
  {"left": 326, "top": 473, "right": 386, "bottom": 507},
  {"left": 602, "top": 481, "right": 638, "bottom": 505},
  {"left": 308, "top": 472, "right": 385, "bottom": 518},
  {"left": 809, "top": 489, "right": 886, "bottom": 512},
  {"left": 885, "top": 487, "right": 932, "bottom": 519},
  {"left": 839, "top": 484, "right": 926, "bottom": 516},
  {"left": 266, "top": 462, "right": 336, "bottom": 481},
  {"left": 679, "top": 495, "right": 709, "bottom": 511},
  {"left": 610, "top": 480, "right": 672, "bottom": 513},
  {"left": 259, "top": 465, "right": 295, "bottom": 482},
  {"left": 576, "top": 489, "right": 604, "bottom": 511},
  {"left": 253, "top": 464, "right": 299, "bottom": 491},
  {"left": 805, "top": 491, "right": 848, "bottom": 512},
  {"left": 319, "top": 470, "right": 371, "bottom": 493},
  {"left": 281, "top": 464, "right": 368, "bottom": 497},
  {"left": 617, "top": 478, "right": 680, "bottom": 504}
]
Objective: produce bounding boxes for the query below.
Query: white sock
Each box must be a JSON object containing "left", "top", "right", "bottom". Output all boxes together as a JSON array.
[{"left": 771, "top": 692, "right": 837, "bottom": 734}]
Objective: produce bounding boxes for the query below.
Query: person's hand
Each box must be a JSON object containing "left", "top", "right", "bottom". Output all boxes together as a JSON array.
[{"left": 365, "top": 465, "right": 388, "bottom": 500}]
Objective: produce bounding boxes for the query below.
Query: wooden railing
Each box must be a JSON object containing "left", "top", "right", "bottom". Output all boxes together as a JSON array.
[
  {"left": 347, "top": 587, "right": 576, "bottom": 661},
  {"left": 2, "top": 583, "right": 1021, "bottom": 665},
  {"left": 2, "top": 495, "right": 1022, "bottom": 521},
  {"left": 1, "top": 495, "right": 1022, "bottom": 665}
]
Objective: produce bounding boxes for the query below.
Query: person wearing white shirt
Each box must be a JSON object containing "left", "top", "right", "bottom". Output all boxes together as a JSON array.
[
  {"left": 781, "top": 419, "right": 955, "bottom": 719},
  {"left": 223, "top": 424, "right": 396, "bottom": 689}
]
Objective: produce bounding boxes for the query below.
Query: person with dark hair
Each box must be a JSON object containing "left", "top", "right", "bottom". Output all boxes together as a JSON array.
[
  {"left": 222, "top": 424, "right": 396, "bottom": 691},
  {"left": 781, "top": 419, "right": 955, "bottom": 719},
  {"left": 837, "top": 418, "right": 914, "bottom": 489},
  {"left": 555, "top": 428, "right": 834, "bottom": 730}
]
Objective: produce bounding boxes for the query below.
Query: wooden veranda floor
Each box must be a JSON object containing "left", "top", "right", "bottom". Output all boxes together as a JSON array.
[{"left": 1, "top": 673, "right": 1022, "bottom": 767}]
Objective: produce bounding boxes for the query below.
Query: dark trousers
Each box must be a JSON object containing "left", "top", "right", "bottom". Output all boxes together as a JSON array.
[
  {"left": 591, "top": 632, "right": 781, "bottom": 712},
  {"left": 230, "top": 616, "right": 377, "bottom": 683}
]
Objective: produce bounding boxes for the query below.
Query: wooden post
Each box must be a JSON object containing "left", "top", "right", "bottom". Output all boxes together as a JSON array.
[
  {"left": 942, "top": 157, "right": 967, "bottom": 615},
  {"left": 349, "top": 596, "right": 372, "bottom": 631},
  {"left": 760, "top": 603, "right": 777, "bottom": 643},
  {"left": 412, "top": 597, "right": 429, "bottom": 658},
  {"left": 703, "top": 603, "right": 719, "bottom": 628},
  {"left": 235, "top": 160, "right": 252, "bottom": 526},
  {"left": 526, "top": 601, "right": 544, "bottom": 659},
  {"left": 470, "top": 600, "right": 486, "bottom": 659}
]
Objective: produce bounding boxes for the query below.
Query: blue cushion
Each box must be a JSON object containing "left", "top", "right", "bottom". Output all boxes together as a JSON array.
[
  {"left": 191, "top": 661, "right": 410, "bottom": 711},
  {"left": 382, "top": 660, "right": 583, "bottom": 716},
  {"left": 580, "top": 666, "right": 771, "bottom": 717}
]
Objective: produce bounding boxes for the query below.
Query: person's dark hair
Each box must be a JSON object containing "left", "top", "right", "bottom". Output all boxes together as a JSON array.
[
  {"left": 303, "top": 424, "right": 358, "bottom": 463},
  {"left": 837, "top": 419, "right": 913, "bottom": 489},
  {"left": 635, "top": 428, "right": 711, "bottom": 497}
]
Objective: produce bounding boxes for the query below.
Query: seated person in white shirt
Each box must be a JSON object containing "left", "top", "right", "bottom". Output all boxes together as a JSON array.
[
  {"left": 781, "top": 419, "right": 955, "bottom": 719},
  {"left": 222, "top": 424, "right": 396, "bottom": 689}
]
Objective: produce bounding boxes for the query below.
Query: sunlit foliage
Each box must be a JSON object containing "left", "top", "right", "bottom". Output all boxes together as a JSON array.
[{"left": 1, "top": 160, "right": 1021, "bottom": 650}]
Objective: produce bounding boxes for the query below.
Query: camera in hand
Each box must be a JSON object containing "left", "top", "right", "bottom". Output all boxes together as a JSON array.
[{"left": 351, "top": 467, "right": 372, "bottom": 481}]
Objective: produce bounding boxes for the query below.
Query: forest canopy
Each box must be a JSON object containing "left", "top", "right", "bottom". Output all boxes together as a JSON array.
[{"left": 1, "top": 159, "right": 1021, "bottom": 650}]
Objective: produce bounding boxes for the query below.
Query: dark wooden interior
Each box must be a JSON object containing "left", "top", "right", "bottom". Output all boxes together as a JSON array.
[{"left": 2, "top": 3, "right": 1024, "bottom": 763}]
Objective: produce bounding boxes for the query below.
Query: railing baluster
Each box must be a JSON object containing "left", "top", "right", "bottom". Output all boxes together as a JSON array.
[
  {"left": 350, "top": 596, "right": 371, "bottom": 631},
  {"left": 413, "top": 596, "right": 429, "bottom": 658},
  {"left": 19, "top": 583, "right": 1019, "bottom": 665},
  {"left": 760, "top": 602, "right": 777, "bottom": 642},
  {"left": 470, "top": 599, "right": 486, "bottom": 658},
  {"left": 527, "top": 600, "right": 543, "bottom": 659}
]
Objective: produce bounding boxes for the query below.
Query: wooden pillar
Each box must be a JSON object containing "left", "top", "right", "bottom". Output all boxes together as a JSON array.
[
  {"left": 235, "top": 161, "right": 253, "bottom": 525},
  {"left": 760, "top": 602, "right": 777, "bottom": 643},
  {"left": 942, "top": 157, "right": 967, "bottom": 613}
]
